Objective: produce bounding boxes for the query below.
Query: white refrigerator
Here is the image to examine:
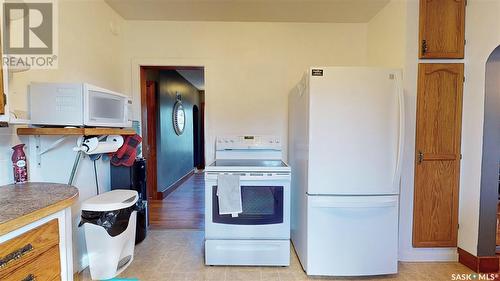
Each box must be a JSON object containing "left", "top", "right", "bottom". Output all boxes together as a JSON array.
[{"left": 288, "top": 67, "right": 404, "bottom": 276}]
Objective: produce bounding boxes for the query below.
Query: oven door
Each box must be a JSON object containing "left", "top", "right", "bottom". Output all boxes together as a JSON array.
[{"left": 205, "top": 173, "right": 290, "bottom": 240}]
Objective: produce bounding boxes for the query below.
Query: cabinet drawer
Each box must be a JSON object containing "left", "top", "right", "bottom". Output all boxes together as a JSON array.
[
  {"left": 0, "top": 219, "right": 59, "bottom": 276},
  {"left": 1, "top": 245, "right": 61, "bottom": 281}
]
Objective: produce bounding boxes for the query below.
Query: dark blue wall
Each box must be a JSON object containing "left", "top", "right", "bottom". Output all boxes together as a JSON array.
[{"left": 156, "top": 70, "right": 200, "bottom": 192}]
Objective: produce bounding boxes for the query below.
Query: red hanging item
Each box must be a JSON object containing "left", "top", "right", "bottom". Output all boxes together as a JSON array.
[
  {"left": 12, "top": 144, "right": 28, "bottom": 183},
  {"left": 111, "top": 134, "right": 142, "bottom": 167}
]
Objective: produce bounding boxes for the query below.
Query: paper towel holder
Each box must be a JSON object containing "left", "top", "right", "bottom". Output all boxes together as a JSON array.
[{"left": 74, "top": 135, "right": 124, "bottom": 155}]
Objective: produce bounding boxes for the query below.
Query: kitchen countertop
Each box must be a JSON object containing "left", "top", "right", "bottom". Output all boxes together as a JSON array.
[{"left": 0, "top": 182, "right": 79, "bottom": 236}]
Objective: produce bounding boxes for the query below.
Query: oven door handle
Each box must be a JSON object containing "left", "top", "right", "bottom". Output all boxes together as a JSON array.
[{"left": 206, "top": 173, "right": 290, "bottom": 181}]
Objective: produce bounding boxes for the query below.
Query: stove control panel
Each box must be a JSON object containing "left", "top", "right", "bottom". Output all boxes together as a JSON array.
[{"left": 216, "top": 135, "right": 281, "bottom": 150}]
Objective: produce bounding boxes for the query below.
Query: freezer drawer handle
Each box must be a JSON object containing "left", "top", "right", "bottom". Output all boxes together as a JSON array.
[{"left": 311, "top": 200, "right": 398, "bottom": 208}]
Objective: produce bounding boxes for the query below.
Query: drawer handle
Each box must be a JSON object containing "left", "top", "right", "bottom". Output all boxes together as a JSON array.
[
  {"left": 22, "top": 274, "right": 36, "bottom": 281},
  {"left": 0, "top": 243, "right": 34, "bottom": 269}
]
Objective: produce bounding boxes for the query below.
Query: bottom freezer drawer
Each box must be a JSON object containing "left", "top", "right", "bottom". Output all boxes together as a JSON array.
[
  {"left": 307, "top": 195, "right": 399, "bottom": 276},
  {"left": 205, "top": 239, "right": 290, "bottom": 266}
]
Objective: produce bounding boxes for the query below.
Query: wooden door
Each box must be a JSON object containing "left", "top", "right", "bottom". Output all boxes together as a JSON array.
[
  {"left": 146, "top": 81, "right": 158, "bottom": 200},
  {"left": 413, "top": 63, "right": 464, "bottom": 247},
  {"left": 140, "top": 69, "right": 159, "bottom": 202},
  {"left": 419, "top": 0, "right": 466, "bottom": 59}
]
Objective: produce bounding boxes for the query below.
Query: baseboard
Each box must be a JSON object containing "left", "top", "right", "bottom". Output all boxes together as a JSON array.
[
  {"left": 398, "top": 248, "right": 458, "bottom": 262},
  {"left": 157, "top": 169, "right": 195, "bottom": 199},
  {"left": 458, "top": 247, "right": 499, "bottom": 273}
]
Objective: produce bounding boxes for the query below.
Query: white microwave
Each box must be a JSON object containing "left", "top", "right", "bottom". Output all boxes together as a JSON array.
[{"left": 29, "top": 83, "right": 132, "bottom": 128}]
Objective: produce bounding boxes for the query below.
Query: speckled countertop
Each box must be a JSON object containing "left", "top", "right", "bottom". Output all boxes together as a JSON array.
[{"left": 0, "top": 182, "right": 78, "bottom": 235}]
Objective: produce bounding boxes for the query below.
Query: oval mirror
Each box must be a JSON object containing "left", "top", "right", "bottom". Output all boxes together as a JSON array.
[{"left": 173, "top": 101, "right": 185, "bottom": 135}]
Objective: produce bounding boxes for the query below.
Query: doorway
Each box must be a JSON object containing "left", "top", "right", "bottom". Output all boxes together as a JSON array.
[
  {"left": 140, "top": 66, "right": 206, "bottom": 229},
  {"left": 477, "top": 45, "right": 500, "bottom": 259}
]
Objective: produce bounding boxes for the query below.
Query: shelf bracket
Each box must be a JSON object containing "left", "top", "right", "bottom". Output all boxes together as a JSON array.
[{"left": 35, "top": 135, "right": 70, "bottom": 166}]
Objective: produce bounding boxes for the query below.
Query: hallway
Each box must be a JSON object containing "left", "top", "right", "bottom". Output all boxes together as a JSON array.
[{"left": 149, "top": 172, "right": 205, "bottom": 229}]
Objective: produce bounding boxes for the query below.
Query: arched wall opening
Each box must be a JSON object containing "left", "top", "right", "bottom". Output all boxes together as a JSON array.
[{"left": 477, "top": 45, "right": 500, "bottom": 256}]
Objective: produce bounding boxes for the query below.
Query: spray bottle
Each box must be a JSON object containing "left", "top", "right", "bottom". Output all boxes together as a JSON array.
[{"left": 12, "top": 144, "right": 28, "bottom": 183}]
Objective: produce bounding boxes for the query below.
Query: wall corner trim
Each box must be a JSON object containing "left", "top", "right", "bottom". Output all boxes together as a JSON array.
[{"left": 458, "top": 247, "right": 499, "bottom": 273}]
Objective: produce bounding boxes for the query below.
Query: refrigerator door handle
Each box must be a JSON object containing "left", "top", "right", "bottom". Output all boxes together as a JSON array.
[
  {"left": 310, "top": 199, "right": 398, "bottom": 208},
  {"left": 393, "top": 72, "right": 405, "bottom": 192}
]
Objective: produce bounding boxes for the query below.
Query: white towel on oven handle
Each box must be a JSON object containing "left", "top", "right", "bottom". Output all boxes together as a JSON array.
[{"left": 217, "top": 174, "right": 242, "bottom": 217}]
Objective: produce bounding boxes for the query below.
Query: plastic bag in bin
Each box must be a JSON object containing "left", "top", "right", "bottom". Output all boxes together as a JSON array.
[{"left": 79, "top": 205, "right": 137, "bottom": 237}]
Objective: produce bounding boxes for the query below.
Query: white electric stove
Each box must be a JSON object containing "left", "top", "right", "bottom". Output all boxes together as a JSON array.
[{"left": 205, "top": 135, "right": 291, "bottom": 266}]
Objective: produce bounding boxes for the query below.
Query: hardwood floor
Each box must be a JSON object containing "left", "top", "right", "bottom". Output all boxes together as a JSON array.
[{"left": 150, "top": 172, "right": 205, "bottom": 229}]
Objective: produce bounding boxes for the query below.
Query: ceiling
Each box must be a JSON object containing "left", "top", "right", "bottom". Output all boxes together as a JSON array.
[
  {"left": 177, "top": 69, "right": 205, "bottom": 91},
  {"left": 105, "top": 0, "right": 390, "bottom": 23}
]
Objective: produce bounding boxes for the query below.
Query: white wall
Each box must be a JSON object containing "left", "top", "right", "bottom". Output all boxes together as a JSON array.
[
  {"left": 458, "top": 0, "right": 500, "bottom": 256},
  {"left": 367, "top": 0, "right": 407, "bottom": 67},
  {"left": 122, "top": 21, "right": 369, "bottom": 162},
  {"left": 0, "top": 0, "right": 126, "bottom": 272},
  {"left": 9, "top": 0, "right": 126, "bottom": 114}
]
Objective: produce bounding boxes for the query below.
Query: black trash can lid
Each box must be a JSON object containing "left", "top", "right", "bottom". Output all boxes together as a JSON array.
[{"left": 81, "top": 190, "right": 138, "bottom": 212}]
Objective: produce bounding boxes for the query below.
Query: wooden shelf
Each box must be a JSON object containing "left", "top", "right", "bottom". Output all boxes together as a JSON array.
[{"left": 17, "top": 127, "right": 136, "bottom": 136}]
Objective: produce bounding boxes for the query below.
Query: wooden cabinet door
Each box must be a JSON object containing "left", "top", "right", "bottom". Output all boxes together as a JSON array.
[
  {"left": 0, "top": 220, "right": 60, "bottom": 279},
  {"left": 413, "top": 63, "right": 464, "bottom": 247},
  {"left": 419, "top": 0, "right": 466, "bottom": 59}
]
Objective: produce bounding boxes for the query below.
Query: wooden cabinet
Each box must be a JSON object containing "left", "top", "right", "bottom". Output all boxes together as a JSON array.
[
  {"left": 419, "top": 0, "right": 466, "bottom": 59},
  {"left": 0, "top": 220, "right": 61, "bottom": 280},
  {"left": 413, "top": 63, "right": 464, "bottom": 247},
  {"left": 5, "top": 246, "right": 61, "bottom": 281}
]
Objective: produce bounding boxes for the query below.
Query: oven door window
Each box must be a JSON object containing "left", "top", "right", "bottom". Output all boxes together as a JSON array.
[{"left": 212, "top": 186, "right": 284, "bottom": 225}]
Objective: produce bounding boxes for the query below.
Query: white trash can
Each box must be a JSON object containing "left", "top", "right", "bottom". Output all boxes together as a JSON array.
[{"left": 80, "top": 190, "right": 139, "bottom": 280}]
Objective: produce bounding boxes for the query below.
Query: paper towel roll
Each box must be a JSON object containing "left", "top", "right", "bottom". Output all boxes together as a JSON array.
[{"left": 75, "top": 135, "right": 124, "bottom": 155}]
